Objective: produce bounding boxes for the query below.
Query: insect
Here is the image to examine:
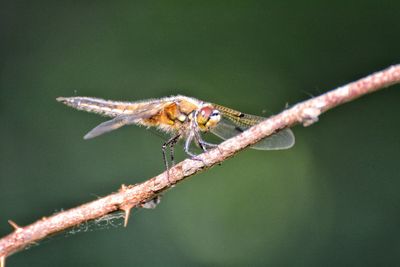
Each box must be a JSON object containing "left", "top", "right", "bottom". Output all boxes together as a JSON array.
[{"left": 57, "top": 95, "right": 295, "bottom": 167}]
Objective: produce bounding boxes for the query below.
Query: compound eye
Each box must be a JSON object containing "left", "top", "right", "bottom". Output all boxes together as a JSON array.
[
  {"left": 200, "top": 106, "right": 213, "bottom": 119},
  {"left": 196, "top": 106, "right": 213, "bottom": 125}
]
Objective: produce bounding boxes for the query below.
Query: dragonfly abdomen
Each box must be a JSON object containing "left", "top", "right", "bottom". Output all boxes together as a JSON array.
[{"left": 56, "top": 96, "right": 136, "bottom": 117}]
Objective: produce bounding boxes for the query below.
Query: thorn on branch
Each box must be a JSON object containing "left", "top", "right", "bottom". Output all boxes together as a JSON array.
[
  {"left": 7, "top": 220, "right": 22, "bottom": 232},
  {"left": 0, "top": 255, "right": 5, "bottom": 267},
  {"left": 121, "top": 206, "right": 133, "bottom": 228},
  {"left": 119, "top": 184, "right": 135, "bottom": 227}
]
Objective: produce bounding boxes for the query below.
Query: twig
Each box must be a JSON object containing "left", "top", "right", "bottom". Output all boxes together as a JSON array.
[{"left": 1, "top": 64, "right": 399, "bottom": 264}]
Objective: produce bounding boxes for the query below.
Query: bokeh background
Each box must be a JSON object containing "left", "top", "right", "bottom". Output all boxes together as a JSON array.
[{"left": 1, "top": 1, "right": 400, "bottom": 266}]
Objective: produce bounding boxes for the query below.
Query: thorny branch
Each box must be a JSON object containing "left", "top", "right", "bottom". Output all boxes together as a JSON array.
[{"left": 1, "top": 64, "right": 400, "bottom": 266}]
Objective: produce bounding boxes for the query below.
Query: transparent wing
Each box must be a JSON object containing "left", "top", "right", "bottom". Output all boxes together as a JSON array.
[
  {"left": 210, "top": 104, "right": 295, "bottom": 150},
  {"left": 84, "top": 108, "right": 160, "bottom": 139},
  {"left": 84, "top": 116, "right": 130, "bottom": 139}
]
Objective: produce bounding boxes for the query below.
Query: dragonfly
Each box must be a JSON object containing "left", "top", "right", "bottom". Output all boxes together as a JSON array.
[{"left": 56, "top": 95, "right": 295, "bottom": 168}]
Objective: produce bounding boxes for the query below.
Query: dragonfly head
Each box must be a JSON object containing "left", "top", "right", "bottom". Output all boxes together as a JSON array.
[{"left": 195, "top": 106, "right": 221, "bottom": 131}]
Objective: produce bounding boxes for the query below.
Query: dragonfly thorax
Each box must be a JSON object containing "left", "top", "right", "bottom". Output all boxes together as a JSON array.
[{"left": 195, "top": 106, "right": 221, "bottom": 132}]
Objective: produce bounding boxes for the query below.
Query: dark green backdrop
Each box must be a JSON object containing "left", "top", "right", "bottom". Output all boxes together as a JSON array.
[{"left": 1, "top": 1, "right": 399, "bottom": 266}]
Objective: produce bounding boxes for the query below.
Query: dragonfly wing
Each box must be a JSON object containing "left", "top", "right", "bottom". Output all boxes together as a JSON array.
[
  {"left": 210, "top": 117, "right": 295, "bottom": 150},
  {"left": 251, "top": 127, "right": 295, "bottom": 150},
  {"left": 83, "top": 108, "right": 160, "bottom": 139},
  {"left": 84, "top": 116, "right": 131, "bottom": 139}
]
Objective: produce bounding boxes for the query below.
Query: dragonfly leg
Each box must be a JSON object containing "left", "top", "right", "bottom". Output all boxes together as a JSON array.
[
  {"left": 195, "top": 132, "right": 218, "bottom": 151},
  {"left": 184, "top": 129, "right": 209, "bottom": 166},
  {"left": 192, "top": 132, "right": 206, "bottom": 152},
  {"left": 199, "top": 140, "right": 218, "bottom": 148},
  {"left": 182, "top": 132, "right": 209, "bottom": 166},
  {"left": 197, "top": 140, "right": 207, "bottom": 152},
  {"left": 168, "top": 135, "right": 180, "bottom": 166},
  {"left": 195, "top": 133, "right": 225, "bottom": 156},
  {"left": 161, "top": 143, "right": 169, "bottom": 172},
  {"left": 184, "top": 132, "right": 197, "bottom": 157},
  {"left": 162, "top": 134, "right": 180, "bottom": 182}
]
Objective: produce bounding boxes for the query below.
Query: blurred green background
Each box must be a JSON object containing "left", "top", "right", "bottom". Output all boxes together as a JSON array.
[{"left": 1, "top": 1, "right": 400, "bottom": 266}]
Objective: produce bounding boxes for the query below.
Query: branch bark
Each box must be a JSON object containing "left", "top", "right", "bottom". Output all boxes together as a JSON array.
[{"left": 1, "top": 64, "right": 400, "bottom": 265}]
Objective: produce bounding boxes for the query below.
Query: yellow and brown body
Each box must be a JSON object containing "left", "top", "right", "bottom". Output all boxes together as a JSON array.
[
  {"left": 56, "top": 95, "right": 217, "bottom": 135},
  {"left": 57, "top": 94, "right": 294, "bottom": 152}
]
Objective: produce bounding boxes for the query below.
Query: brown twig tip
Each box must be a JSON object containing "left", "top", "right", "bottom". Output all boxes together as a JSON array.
[{"left": 0, "top": 64, "right": 400, "bottom": 261}]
